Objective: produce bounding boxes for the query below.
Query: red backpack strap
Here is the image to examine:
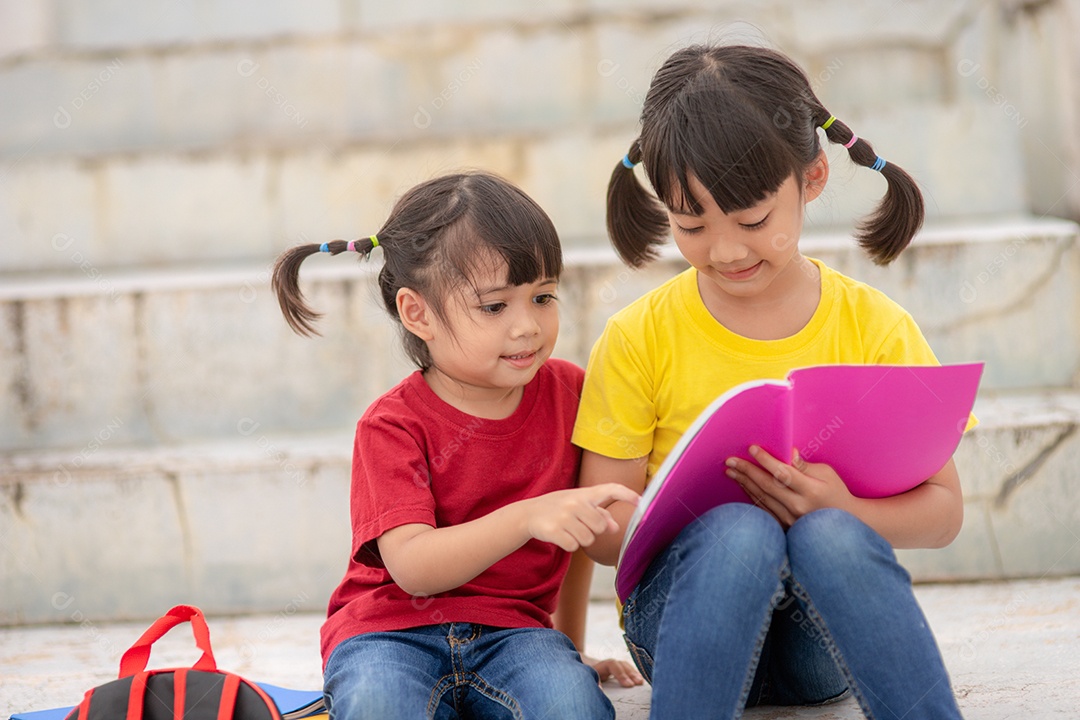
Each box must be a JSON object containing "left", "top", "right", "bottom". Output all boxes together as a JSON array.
[
  {"left": 73, "top": 688, "right": 95, "bottom": 720},
  {"left": 216, "top": 674, "right": 241, "bottom": 720},
  {"left": 118, "top": 605, "right": 217, "bottom": 676},
  {"left": 246, "top": 681, "right": 284, "bottom": 720},
  {"left": 126, "top": 673, "right": 148, "bottom": 720},
  {"left": 173, "top": 669, "right": 188, "bottom": 720}
]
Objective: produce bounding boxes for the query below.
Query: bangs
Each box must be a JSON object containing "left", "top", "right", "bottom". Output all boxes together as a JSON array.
[
  {"left": 644, "top": 76, "right": 803, "bottom": 215},
  {"left": 437, "top": 175, "right": 562, "bottom": 295}
]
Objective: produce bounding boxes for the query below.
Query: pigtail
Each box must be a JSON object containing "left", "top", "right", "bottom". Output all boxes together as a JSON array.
[
  {"left": 271, "top": 237, "right": 380, "bottom": 337},
  {"left": 606, "top": 139, "right": 670, "bottom": 268},
  {"left": 819, "top": 113, "right": 924, "bottom": 265}
]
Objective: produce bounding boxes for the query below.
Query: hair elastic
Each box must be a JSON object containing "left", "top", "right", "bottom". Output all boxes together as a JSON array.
[
  {"left": 369, "top": 234, "right": 379, "bottom": 248},
  {"left": 621, "top": 154, "right": 637, "bottom": 169},
  {"left": 821, "top": 115, "right": 836, "bottom": 130},
  {"left": 346, "top": 241, "right": 356, "bottom": 252},
  {"left": 871, "top": 156, "right": 887, "bottom": 172},
  {"left": 843, "top": 134, "right": 858, "bottom": 149},
  {"left": 319, "top": 242, "right": 330, "bottom": 253}
]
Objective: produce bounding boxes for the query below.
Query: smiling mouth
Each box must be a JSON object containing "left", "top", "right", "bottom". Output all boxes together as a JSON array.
[
  {"left": 502, "top": 350, "right": 538, "bottom": 365},
  {"left": 719, "top": 261, "right": 763, "bottom": 280}
]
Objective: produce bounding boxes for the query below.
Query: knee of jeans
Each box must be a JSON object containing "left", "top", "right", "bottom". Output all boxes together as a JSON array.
[
  {"left": 788, "top": 508, "right": 893, "bottom": 575},
  {"left": 679, "top": 503, "right": 785, "bottom": 563},
  {"left": 529, "top": 662, "right": 614, "bottom": 718}
]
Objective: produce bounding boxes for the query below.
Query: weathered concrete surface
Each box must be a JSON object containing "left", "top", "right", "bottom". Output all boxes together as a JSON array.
[{"left": 2, "top": 578, "right": 1078, "bottom": 719}]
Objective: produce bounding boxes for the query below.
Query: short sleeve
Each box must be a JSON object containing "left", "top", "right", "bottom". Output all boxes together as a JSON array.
[
  {"left": 871, "top": 311, "right": 940, "bottom": 367},
  {"left": 350, "top": 411, "right": 437, "bottom": 567},
  {"left": 572, "top": 320, "right": 656, "bottom": 460}
]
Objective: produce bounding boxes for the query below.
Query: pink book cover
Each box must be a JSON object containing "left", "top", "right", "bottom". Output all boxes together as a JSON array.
[{"left": 614, "top": 363, "right": 984, "bottom": 601}]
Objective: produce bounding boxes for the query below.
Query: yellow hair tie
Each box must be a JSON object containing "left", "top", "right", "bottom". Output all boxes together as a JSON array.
[
  {"left": 370, "top": 235, "right": 379, "bottom": 248},
  {"left": 821, "top": 115, "right": 836, "bottom": 130}
]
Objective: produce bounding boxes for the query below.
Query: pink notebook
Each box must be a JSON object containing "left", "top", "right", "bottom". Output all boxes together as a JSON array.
[{"left": 615, "top": 363, "right": 984, "bottom": 601}]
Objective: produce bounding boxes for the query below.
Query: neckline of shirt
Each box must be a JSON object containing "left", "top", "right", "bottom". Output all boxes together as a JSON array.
[{"left": 678, "top": 256, "right": 836, "bottom": 360}]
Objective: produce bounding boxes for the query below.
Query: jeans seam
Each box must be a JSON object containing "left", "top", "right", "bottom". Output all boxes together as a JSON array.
[
  {"left": 446, "top": 623, "right": 468, "bottom": 715},
  {"left": 461, "top": 672, "right": 523, "bottom": 720},
  {"left": 426, "top": 675, "right": 457, "bottom": 720},
  {"left": 738, "top": 564, "right": 790, "bottom": 711},
  {"left": 787, "top": 577, "right": 876, "bottom": 720},
  {"left": 622, "top": 635, "right": 653, "bottom": 684}
]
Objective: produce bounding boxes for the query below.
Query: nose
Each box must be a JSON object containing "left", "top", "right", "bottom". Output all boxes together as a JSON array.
[
  {"left": 509, "top": 305, "right": 542, "bottom": 339},
  {"left": 707, "top": 233, "right": 750, "bottom": 265}
]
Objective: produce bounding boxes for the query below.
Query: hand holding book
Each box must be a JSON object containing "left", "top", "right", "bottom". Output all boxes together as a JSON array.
[{"left": 725, "top": 445, "right": 855, "bottom": 529}]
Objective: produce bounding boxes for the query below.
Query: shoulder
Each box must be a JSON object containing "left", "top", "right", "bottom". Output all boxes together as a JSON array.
[
  {"left": 819, "top": 261, "right": 912, "bottom": 323},
  {"left": 539, "top": 357, "right": 585, "bottom": 398},
  {"left": 358, "top": 372, "right": 428, "bottom": 431},
  {"left": 814, "top": 259, "right": 933, "bottom": 360}
]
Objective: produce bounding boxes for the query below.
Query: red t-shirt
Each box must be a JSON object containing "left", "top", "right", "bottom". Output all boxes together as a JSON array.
[{"left": 321, "top": 358, "right": 585, "bottom": 664}]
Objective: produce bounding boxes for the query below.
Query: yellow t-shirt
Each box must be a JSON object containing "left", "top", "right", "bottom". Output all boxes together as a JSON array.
[{"left": 573, "top": 258, "right": 947, "bottom": 480}]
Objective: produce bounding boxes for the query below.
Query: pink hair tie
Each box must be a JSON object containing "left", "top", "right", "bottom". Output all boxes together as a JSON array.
[
  {"left": 843, "top": 134, "right": 858, "bottom": 149},
  {"left": 346, "top": 241, "right": 357, "bottom": 252}
]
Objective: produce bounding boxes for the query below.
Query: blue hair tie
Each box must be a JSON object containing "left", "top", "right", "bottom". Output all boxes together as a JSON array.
[
  {"left": 320, "top": 242, "right": 330, "bottom": 253},
  {"left": 621, "top": 154, "right": 637, "bottom": 169},
  {"left": 871, "top": 156, "right": 887, "bottom": 172}
]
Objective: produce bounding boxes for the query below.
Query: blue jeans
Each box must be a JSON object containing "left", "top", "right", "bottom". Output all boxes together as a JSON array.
[
  {"left": 622, "top": 505, "right": 962, "bottom": 719},
  {"left": 323, "top": 623, "right": 614, "bottom": 720}
]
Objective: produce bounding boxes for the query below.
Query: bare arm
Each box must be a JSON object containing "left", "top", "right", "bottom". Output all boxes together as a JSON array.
[
  {"left": 728, "top": 448, "right": 963, "bottom": 548},
  {"left": 552, "top": 549, "right": 593, "bottom": 651},
  {"left": 842, "top": 459, "right": 963, "bottom": 548},
  {"left": 552, "top": 547, "right": 645, "bottom": 688},
  {"left": 376, "top": 483, "right": 639, "bottom": 597},
  {"left": 577, "top": 451, "right": 649, "bottom": 566}
]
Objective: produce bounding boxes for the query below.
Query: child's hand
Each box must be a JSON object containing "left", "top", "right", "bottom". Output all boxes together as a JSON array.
[
  {"left": 582, "top": 654, "right": 645, "bottom": 687},
  {"left": 524, "top": 484, "right": 640, "bottom": 552},
  {"left": 725, "top": 446, "right": 853, "bottom": 527}
]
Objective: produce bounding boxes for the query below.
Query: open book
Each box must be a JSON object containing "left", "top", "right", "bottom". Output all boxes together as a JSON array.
[{"left": 615, "top": 363, "right": 984, "bottom": 601}]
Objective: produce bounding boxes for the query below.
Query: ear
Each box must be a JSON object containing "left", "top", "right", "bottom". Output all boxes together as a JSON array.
[
  {"left": 396, "top": 287, "right": 435, "bottom": 341},
  {"left": 803, "top": 150, "right": 829, "bottom": 203}
]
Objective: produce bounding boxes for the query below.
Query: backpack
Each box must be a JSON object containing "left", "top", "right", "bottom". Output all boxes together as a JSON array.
[{"left": 65, "top": 605, "right": 283, "bottom": 720}]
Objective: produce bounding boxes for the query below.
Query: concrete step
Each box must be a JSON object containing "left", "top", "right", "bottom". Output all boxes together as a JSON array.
[
  {"left": 1, "top": 216, "right": 1075, "bottom": 453},
  {"left": 896, "top": 388, "right": 1080, "bottom": 582},
  {"left": 798, "top": 215, "right": 1080, "bottom": 391},
  {"left": 2, "top": 389, "right": 1078, "bottom": 624}
]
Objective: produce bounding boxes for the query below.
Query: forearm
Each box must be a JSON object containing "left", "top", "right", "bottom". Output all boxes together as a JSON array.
[
  {"left": 843, "top": 461, "right": 964, "bottom": 549},
  {"left": 381, "top": 483, "right": 640, "bottom": 596},
  {"left": 578, "top": 451, "right": 648, "bottom": 566},
  {"left": 582, "top": 501, "right": 636, "bottom": 566},
  {"left": 384, "top": 505, "right": 531, "bottom": 596},
  {"left": 553, "top": 549, "right": 593, "bottom": 651}
]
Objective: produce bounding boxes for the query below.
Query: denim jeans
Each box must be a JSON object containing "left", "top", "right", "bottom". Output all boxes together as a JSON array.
[
  {"left": 323, "top": 623, "right": 614, "bottom": 720},
  {"left": 622, "top": 504, "right": 963, "bottom": 719}
]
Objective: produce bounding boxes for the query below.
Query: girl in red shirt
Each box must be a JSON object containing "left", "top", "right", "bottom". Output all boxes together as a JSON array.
[{"left": 272, "top": 171, "right": 641, "bottom": 720}]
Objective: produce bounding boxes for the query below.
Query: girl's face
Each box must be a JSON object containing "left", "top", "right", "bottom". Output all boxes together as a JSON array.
[
  {"left": 421, "top": 258, "right": 560, "bottom": 410},
  {"left": 666, "top": 160, "right": 826, "bottom": 307}
]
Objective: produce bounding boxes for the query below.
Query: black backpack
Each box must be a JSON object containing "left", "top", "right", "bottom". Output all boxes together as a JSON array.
[{"left": 65, "top": 605, "right": 283, "bottom": 720}]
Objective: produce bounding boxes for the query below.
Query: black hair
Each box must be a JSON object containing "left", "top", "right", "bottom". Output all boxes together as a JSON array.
[
  {"left": 272, "top": 171, "right": 562, "bottom": 369},
  {"left": 608, "top": 44, "right": 924, "bottom": 267}
]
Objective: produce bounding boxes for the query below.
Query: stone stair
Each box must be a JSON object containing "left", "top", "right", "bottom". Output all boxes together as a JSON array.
[{"left": 2, "top": 216, "right": 1079, "bottom": 624}]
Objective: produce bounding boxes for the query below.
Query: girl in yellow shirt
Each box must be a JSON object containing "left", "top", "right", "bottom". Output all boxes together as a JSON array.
[{"left": 573, "top": 44, "right": 964, "bottom": 719}]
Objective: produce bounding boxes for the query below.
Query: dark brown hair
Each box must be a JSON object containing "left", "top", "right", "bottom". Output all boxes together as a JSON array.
[
  {"left": 608, "top": 44, "right": 924, "bottom": 267},
  {"left": 272, "top": 171, "right": 562, "bottom": 369}
]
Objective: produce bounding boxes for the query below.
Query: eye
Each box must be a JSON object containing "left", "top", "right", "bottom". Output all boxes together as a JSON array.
[
  {"left": 674, "top": 223, "right": 704, "bottom": 236},
  {"left": 479, "top": 302, "right": 506, "bottom": 315},
  {"left": 740, "top": 213, "right": 770, "bottom": 230},
  {"left": 534, "top": 293, "right": 558, "bottom": 305}
]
